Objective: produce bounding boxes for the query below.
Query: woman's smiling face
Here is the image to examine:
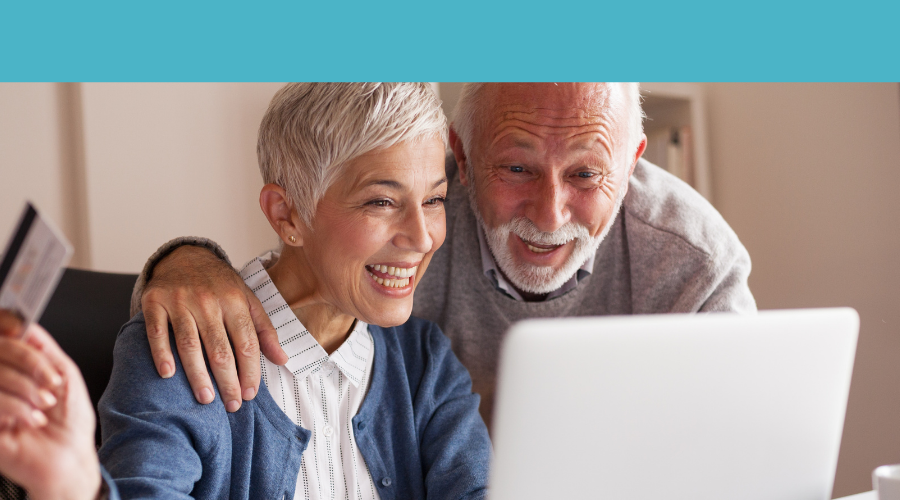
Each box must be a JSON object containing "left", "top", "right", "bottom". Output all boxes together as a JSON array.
[{"left": 297, "top": 137, "right": 448, "bottom": 327}]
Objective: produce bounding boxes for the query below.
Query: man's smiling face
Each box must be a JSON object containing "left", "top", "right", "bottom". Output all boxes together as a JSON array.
[{"left": 455, "top": 83, "right": 645, "bottom": 296}]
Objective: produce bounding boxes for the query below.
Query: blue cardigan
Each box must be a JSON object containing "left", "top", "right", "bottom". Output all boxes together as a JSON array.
[{"left": 98, "top": 313, "right": 491, "bottom": 499}]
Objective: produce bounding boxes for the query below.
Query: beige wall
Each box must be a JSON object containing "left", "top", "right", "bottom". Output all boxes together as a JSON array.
[
  {"left": 1, "top": 83, "right": 284, "bottom": 272},
  {"left": 0, "top": 83, "right": 70, "bottom": 257},
  {"left": 2, "top": 82, "right": 899, "bottom": 497},
  {"left": 79, "top": 83, "right": 284, "bottom": 273},
  {"left": 702, "top": 83, "right": 900, "bottom": 497}
]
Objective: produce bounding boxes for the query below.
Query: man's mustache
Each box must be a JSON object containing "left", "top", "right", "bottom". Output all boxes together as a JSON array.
[{"left": 503, "top": 217, "right": 591, "bottom": 246}]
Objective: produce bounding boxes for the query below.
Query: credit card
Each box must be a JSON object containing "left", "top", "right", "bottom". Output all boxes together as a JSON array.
[{"left": 0, "top": 202, "right": 73, "bottom": 336}]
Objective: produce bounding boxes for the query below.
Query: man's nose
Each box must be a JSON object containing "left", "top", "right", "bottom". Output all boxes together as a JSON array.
[
  {"left": 395, "top": 207, "right": 434, "bottom": 254},
  {"left": 525, "top": 178, "right": 570, "bottom": 233}
]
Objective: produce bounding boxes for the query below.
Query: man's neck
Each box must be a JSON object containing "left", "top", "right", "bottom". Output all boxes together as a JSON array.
[
  {"left": 498, "top": 268, "right": 549, "bottom": 302},
  {"left": 516, "top": 289, "right": 550, "bottom": 302}
]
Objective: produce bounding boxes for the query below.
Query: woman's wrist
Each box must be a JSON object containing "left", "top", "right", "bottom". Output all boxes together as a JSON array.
[
  {"left": 65, "top": 462, "right": 103, "bottom": 500},
  {"left": 75, "top": 448, "right": 104, "bottom": 500},
  {"left": 93, "top": 473, "right": 110, "bottom": 500},
  {"left": 40, "top": 446, "right": 103, "bottom": 500}
]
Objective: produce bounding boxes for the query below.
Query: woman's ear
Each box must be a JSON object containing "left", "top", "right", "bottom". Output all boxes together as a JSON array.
[{"left": 259, "top": 184, "right": 305, "bottom": 246}]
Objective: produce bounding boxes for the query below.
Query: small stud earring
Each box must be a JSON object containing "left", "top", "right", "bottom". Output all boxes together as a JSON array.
[{"left": 289, "top": 235, "right": 297, "bottom": 244}]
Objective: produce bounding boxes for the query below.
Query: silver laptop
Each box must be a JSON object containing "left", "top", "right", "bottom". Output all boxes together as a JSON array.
[{"left": 489, "top": 309, "right": 858, "bottom": 500}]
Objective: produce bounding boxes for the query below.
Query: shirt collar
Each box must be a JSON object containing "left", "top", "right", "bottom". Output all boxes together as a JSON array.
[
  {"left": 475, "top": 223, "right": 594, "bottom": 301},
  {"left": 239, "top": 255, "right": 371, "bottom": 388}
]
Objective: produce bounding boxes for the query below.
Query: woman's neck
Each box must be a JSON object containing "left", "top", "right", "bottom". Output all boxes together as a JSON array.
[{"left": 266, "top": 247, "right": 356, "bottom": 354}]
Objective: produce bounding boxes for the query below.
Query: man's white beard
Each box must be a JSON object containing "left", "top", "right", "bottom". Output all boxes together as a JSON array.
[{"left": 473, "top": 191, "right": 625, "bottom": 295}]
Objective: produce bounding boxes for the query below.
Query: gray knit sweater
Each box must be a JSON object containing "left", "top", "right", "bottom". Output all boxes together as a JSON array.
[{"left": 133, "top": 158, "right": 755, "bottom": 430}]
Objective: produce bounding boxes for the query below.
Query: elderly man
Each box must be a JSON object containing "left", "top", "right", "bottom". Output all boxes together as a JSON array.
[{"left": 136, "top": 82, "right": 755, "bottom": 428}]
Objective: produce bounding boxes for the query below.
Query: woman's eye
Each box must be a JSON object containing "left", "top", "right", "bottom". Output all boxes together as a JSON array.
[
  {"left": 424, "top": 196, "right": 446, "bottom": 206},
  {"left": 368, "top": 199, "right": 392, "bottom": 208}
]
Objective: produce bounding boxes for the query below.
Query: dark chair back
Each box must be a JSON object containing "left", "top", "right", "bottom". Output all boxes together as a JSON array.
[{"left": 38, "top": 268, "right": 138, "bottom": 447}]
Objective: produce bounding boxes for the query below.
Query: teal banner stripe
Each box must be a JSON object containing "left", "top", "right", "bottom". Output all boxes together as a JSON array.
[{"left": 1, "top": 0, "right": 898, "bottom": 81}]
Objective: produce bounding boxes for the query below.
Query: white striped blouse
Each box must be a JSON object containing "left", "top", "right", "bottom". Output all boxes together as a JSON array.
[{"left": 241, "top": 256, "right": 380, "bottom": 500}]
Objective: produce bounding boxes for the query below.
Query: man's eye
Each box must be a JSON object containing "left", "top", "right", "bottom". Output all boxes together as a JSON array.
[
  {"left": 577, "top": 171, "right": 595, "bottom": 179},
  {"left": 509, "top": 166, "right": 525, "bottom": 173},
  {"left": 368, "top": 199, "right": 392, "bottom": 207}
]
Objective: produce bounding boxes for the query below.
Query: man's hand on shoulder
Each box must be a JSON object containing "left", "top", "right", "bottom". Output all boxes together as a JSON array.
[{"left": 141, "top": 245, "right": 288, "bottom": 412}]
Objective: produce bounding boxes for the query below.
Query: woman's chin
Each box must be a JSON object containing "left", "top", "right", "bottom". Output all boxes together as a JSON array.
[{"left": 359, "top": 303, "right": 414, "bottom": 328}]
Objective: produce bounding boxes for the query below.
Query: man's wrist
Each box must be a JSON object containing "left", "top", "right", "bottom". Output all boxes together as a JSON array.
[{"left": 130, "top": 237, "right": 232, "bottom": 316}]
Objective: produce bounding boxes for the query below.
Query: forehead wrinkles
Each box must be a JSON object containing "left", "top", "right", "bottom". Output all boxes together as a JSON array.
[{"left": 487, "top": 106, "right": 616, "bottom": 158}]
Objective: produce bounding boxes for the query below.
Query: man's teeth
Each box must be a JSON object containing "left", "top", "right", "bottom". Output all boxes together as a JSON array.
[
  {"left": 367, "top": 272, "right": 411, "bottom": 288},
  {"left": 370, "top": 264, "right": 417, "bottom": 278},
  {"left": 526, "top": 243, "right": 555, "bottom": 254}
]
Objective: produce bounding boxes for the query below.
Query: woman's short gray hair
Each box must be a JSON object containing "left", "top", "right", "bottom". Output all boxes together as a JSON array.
[
  {"left": 258, "top": 82, "right": 448, "bottom": 226},
  {"left": 452, "top": 82, "right": 644, "bottom": 166}
]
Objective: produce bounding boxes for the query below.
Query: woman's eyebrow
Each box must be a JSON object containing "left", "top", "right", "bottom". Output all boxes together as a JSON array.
[
  {"left": 362, "top": 177, "right": 448, "bottom": 190},
  {"left": 366, "top": 179, "right": 403, "bottom": 189}
]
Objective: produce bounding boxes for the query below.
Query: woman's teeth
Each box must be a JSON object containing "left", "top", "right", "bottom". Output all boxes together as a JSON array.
[
  {"left": 367, "top": 264, "right": 418, "bottom": 288},
  {"left": 370, "top": 264, "right": 417, "bottom": 278},
  {"left": 369, "top": 274, "right": 410, "bottom": 288}
]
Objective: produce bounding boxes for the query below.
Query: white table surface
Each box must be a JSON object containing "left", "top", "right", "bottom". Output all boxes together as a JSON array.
[{"left": 837, "top": 491, "right": 876, "bottom": 500}]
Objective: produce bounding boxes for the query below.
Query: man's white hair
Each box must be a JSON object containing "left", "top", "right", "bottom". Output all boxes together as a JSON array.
[
  {"left": 258, "top": 82, "right": 448, "bottom": 226},
  {"left": 452, "top": 82, "right": 644, "bottom": 174}
]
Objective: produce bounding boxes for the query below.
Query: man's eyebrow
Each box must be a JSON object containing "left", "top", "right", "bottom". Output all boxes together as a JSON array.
[
  {"left": 569, "top": 142, "right": 597, "bottom": 151},
  {"left": 511, "top": 138, "right": 535, "bottom": 150},
  {"left": 567, "top": 134, "right": 613, "bottom": 152}
]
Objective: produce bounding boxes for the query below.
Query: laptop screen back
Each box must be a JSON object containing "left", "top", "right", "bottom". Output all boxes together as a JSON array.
[{"left": 489, "top": 309, "right": 858, "bottom": 500}]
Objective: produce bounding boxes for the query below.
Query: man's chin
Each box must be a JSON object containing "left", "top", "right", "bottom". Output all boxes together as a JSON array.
[
  {"left": 498, "top": 236, "right": 603, "bottom": 295},
  {"left": 500, "top": 260, "right": 580, "bottom": 295}
]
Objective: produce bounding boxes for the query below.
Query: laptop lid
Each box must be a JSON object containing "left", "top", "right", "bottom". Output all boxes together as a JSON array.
[{"left": 489, "top": 309, "right": 858, "bottom": 500}]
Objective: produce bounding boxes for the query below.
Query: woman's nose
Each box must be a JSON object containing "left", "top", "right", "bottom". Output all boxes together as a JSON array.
[{"left": 395, "top": 207, "right": 434, "bottom": 253}]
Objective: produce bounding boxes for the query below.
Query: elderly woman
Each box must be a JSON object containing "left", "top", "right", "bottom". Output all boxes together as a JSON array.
[{"left": 98, "top": 83, "right": 491, "bottom": 498}]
